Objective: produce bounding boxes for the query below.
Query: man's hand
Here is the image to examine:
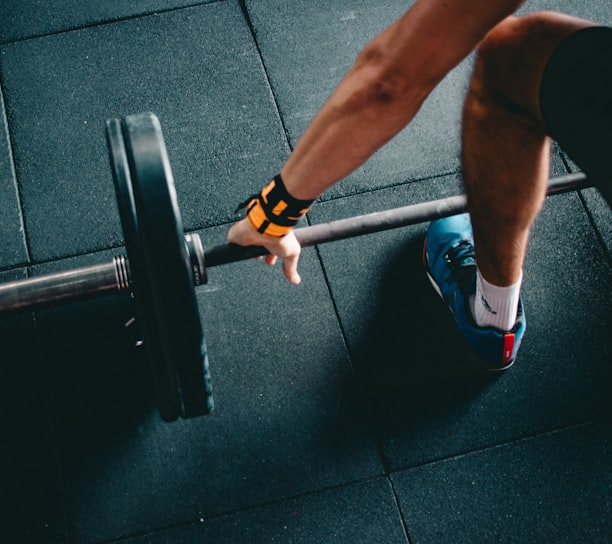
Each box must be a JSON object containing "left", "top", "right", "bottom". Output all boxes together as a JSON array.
[{"left": 227, "top": 217, "right": 303, "bottom": 285}]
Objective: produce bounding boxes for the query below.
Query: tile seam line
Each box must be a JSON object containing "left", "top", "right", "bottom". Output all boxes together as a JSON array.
[
  {"left": 0, "top": 244, "right": 127, "bottom": 273},
  {"left": 389, "top": 478, "right": 414, "bottom": 544},
  {"left": 556, "top": 148, "right": 611, "bottom": 265},
  {"left": 0, "top": 163, "right": 458, "bottom": 272},
  {"left": 314, "top": 168, "right": 461, "bottom": 204},
  {"left": 189, "top": 169, "right": 463, "bottom": 234},
  {"left": 299, "top": 164, "right": 462, "bottom": 427},
  {"left": 577, "top": 188, "right": 612, "bottom": 267},
  {"left": 0, "top": 219, "right": 269, "bottom": 274},
  {"left": 0, "top": 80, "right": 32, "bottom": 266},
  {"left": 388, "top": 417, "right": 608, "bottom": 475},
  {"left": 0, "top": 223, "right": 248, "bottom": 274},
  {"left": 308, "top": 234, "right": 395, "bottom": 477},
  {"left": 238, "top": 0, "right": 294, "bottom": 155},
  {"left": 98, "top": 474, "right": 391, "bottom": 544},
  {"left": 0, "top": 0, "right": 227, "bottom": 46}
]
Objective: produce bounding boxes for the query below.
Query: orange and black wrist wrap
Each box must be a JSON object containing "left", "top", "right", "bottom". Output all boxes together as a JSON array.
[{"left": 240, "top": 174, "right": 314, "bottom": 237}]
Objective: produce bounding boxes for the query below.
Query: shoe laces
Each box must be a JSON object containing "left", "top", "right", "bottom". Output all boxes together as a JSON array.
[{"left": 443, "top": 240, "right": 477, "bottom": 293}]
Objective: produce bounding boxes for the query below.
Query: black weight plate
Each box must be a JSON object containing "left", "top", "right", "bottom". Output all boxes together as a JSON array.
[
  {"left": 106, "top": 117, "right": 182, "bottom": 421},
  {"left": 122, "top": 112, "right": 213, "bottom": 418}
]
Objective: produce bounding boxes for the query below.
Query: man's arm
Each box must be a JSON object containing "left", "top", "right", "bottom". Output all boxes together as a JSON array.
[{"left": 228, "top": 0, "right": 527, "bottom": 284}]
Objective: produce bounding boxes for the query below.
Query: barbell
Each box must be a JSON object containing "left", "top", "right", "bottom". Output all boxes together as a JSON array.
[{"left": 0, "top": 112, "right": 591, "bottom": 421}]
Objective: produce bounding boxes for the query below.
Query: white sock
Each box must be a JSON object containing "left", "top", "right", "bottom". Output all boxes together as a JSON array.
[{"left": 470, "top": 269, "right": 522, "bottom": 331}]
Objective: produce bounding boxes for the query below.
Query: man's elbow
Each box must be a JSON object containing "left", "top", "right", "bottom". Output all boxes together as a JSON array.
[{"left": 352, "top": 41, "right": 439, "bottom": 107}]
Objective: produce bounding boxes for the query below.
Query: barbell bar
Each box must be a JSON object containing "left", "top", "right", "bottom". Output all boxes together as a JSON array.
[
  {"left": 205, "top": 170, "right": 591, "bottom": 267},
  {"left": 0, "top": 112, "right": 592, "bottom": 422},
  {"left": 0, "top": 171, "right": 590, "bottom": 312}
]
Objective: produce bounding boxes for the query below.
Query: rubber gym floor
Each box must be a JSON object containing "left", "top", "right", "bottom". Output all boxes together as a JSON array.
[{"left": 1, "top": 1, "right": 610, "bottom": 543}]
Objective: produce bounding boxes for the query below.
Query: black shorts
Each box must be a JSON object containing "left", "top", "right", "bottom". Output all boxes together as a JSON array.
[{"left": 540, "top": 26, "right": 612, "bottom": 204}]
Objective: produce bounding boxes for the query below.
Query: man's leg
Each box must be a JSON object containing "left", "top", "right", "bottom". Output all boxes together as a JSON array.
[
  {"left": 462, "top": 12, "right": 596, "bottom": 330},
  {"left": 424, "top": 12, "right": 598, "bottom": 369}
]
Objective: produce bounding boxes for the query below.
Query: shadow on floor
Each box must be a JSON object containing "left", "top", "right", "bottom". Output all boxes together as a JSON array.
[
  {"left": 351, "top": 234, "right": 500, "bottom": 414},
  {"left": 36, "top": 295, "right": 156, "bottom": 454}
]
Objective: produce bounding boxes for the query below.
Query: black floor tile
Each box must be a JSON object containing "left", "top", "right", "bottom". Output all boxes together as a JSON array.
[
  {"left": 309, "top": 178, "right": 611, "bottom": 470},
  {"left": 121, "top": 478, "right": 408, "bottom": 544},
  {"left": 393, "top": 421, "right": 612, "bottom": 544},
  {"left": 1, "top": 1, "right": 288, "bottom": 261}
]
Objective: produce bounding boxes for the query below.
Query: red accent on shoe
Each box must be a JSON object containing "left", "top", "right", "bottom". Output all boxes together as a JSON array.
[{"left": 502, "top": 333, "right": 515, "bottom": 365}]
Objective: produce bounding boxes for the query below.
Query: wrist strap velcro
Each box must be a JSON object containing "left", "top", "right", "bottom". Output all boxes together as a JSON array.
[{"left": 240, "top": 174, "right": 314, "bottom": 237}]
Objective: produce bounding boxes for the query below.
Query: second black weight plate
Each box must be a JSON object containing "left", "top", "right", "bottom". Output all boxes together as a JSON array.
[
  {"left": 106, "top": 116, "right": 182, "bottom": 421},
  {"left": 121, "top": 112, "right": 213, "bottom": 419}
]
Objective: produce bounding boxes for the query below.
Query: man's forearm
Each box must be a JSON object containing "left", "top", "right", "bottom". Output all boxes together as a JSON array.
[
  {"left": 280, "top": 56, "right": 433, "bottom": 200},
  {"left": 281, "top": 0, "right": 527, "bottom": 201}
]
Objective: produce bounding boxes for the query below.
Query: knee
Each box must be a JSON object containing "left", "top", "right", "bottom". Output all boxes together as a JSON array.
[
  {"left": 477, "top": 14, "right": 532, "bottom": 67},
  {"left": 470, "top": 15, "right": 536, "bottom": 107},
  {"left": 478, "top": 10, "right": 596, "bottom": 63},
  {"left": 468, "top": 12, "right": 594, "bottom": 117}
]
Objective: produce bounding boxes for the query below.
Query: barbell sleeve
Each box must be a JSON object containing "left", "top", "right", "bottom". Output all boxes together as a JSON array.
[
  {"left": 0, "top": 256, "right": 130, "bottom": 314},
  {"left": 205, "top": 172, "right": 591, "bottom": 268}
]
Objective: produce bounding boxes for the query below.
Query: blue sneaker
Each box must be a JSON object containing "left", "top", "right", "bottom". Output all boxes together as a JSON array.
[{"left": 423, "top": 213, "right": 526, "bottom": 371}]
